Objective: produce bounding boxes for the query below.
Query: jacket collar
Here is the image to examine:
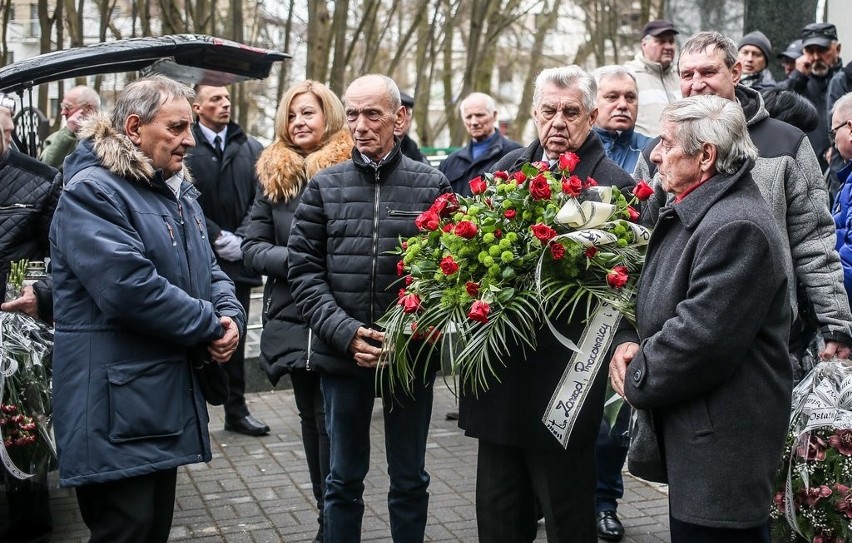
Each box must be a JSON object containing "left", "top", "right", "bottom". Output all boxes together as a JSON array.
[
  {"left": 351, "top": 137, "right": 404, "bottom": 175},
  {"left": 735, "top": 85, "right": 769, "bottom": 127},
  {"left": 632, "top": 53, "right": 675, "bottom": 75},
  {"left": 660, "top": 160, "right": 755, "bottom": 230},
  {"left": 514, "top": 131, "right": 605, "bottom": 178}
]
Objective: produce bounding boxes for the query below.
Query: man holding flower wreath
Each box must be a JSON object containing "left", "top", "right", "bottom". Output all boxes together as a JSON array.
[{"left": 457, "top": 65, "right": 635, "bottom": 543}]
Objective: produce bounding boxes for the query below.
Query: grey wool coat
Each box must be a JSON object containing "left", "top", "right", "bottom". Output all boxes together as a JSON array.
[{"left": 615, "top": 161, "right": 793, "bottom": 528}]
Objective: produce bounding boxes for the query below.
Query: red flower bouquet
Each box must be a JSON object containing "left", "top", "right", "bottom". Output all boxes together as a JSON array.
[
  {"left": 378, "top": 155, "right": 650, "bottom": 393},
  {"left": 772, "top": 360, "right": 852, "bottom": 542}
]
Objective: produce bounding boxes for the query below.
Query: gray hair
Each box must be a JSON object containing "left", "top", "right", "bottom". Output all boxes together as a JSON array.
[
  {"left": 533, "top": 66, "right": 597, "bottom": 113},
  {"left": 661, "top": 95, "right": 758, "bottom": 174},
  {"left": 68, "top": 85, "right": 101, "bottom": 111},
  {"left": 831, "top": 92, "right": 852, "bottom": 121},
  {"left": 680, "top": 31, "right": 738, "bottom": 70},
  {"left": 460, "top": 92, "right": 497, "bottom": 117},
  {"left": 345, "top": 74, "right": 402, "bottom": 112},
  {"left": 111, "top": 75, "right": 195, "bottom": 134},
  {"left": 592, "top": 65, "right": 638, "bottom": 88}
]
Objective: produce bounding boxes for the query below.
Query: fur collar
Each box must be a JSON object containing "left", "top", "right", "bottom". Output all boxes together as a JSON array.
[
  {"left": 255, "top": 128, "right": 353, "bottom": 203},
  {"left": 77, "top": 113, "right": 192, "bottom": 184}
]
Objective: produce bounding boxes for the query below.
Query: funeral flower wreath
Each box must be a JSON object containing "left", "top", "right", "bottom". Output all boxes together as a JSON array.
[{"left": 378, "top": 153, "right": 652, "bottom": 395}]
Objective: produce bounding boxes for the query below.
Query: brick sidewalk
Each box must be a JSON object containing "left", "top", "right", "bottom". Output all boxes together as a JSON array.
[{"left": 39, "top": 384, "right": 670, "bottom": 542}]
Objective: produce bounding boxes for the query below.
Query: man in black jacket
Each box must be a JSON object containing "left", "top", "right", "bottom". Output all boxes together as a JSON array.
[
  {"left": 288, "top": 74, "right": 450, "bottom": 543},
  {"left": 438, "top": 91, "right": 521, "bottom": 196},
  {"left": 0, "top": 105, "right": 62, "bottom": 543},
  {"left": 458, "top": 66, "right": 634, "bottom": 543},
  {"left": 185, "top": 85, "right": 268, "bottom": 436}
]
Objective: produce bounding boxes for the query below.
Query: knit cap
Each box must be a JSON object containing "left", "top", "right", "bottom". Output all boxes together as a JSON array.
[{"left": 738, "top": 30, "right": 772, "bottom": 60}]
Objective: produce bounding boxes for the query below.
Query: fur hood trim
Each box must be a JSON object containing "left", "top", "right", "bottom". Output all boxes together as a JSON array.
[
  {"left": 255, "top": 128, "right": 353, "bottom": 203},
  {"left": 77, "top": 113, "right": 192, "bottom": 184}
]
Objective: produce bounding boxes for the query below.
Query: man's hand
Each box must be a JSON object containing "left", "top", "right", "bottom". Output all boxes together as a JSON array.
[
  {"left": 213, "top": 231, "right": 243, "bottom": 262},
  {"left": 208, "top": 316, "right": 240, "bottom": 363},
  {"left": 66, "top": 109, "right": 86, "bottom": 133},
  {"left": 350, "top": 326, "right": 386, "bottom": 368},
  {"left": 821, "top": 340, "right": 851, "bottom": 361},
  {"left": 610, "top": 342, "right": 639, "bottom": 398},
  {"left": 1, "top": 285, "right": 39, "bottom": 318},
  {"left": 795, "top": 54, "right": 812, "bottom": 77}
]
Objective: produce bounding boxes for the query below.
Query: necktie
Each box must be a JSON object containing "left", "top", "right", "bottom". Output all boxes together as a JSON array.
[{"left": 213, "top": 135, "right": 223, "bottom": 161}]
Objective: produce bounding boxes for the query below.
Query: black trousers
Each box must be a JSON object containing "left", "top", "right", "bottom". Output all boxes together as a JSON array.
[
  {"left": 224, "top": 283, "right": 251, "bottom": 420},
  {"left": 291, "top": 368, "right": 329, "bottom": 527},
  {"left": 475, "top": 440, "right": 597, "bottom": 543},
  {"left": 669, "top": 514, "right": 771, "bottom": 543},
  {"left": 1, "top": 470, "right": 52, "bottom": 543},
  {"left": 75, "top": 468, "right": 177, "bottom": 543}
]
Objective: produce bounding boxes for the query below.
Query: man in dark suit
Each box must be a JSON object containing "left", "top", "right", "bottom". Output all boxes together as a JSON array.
[
  {"left": 458, "top": 65, "right": 634, "bottom": 543},
  {"left": 185, "top": 85, "right": 269, "bottom": 436}
]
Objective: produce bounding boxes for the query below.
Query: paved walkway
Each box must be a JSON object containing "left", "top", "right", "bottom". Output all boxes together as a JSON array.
[{"left": 40, "top": 382, "right": 671, "bottom": 542}]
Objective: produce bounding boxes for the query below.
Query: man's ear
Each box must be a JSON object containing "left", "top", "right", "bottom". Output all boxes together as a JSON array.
[
  {"left": 124, "top": 114, "right": 143, "bottom": 145},
  {"left": 700, "top": 142, "right": 717, "bottom": 173},
  {"left": 394, "top": 106, "right": 405, "bottom": 132}
]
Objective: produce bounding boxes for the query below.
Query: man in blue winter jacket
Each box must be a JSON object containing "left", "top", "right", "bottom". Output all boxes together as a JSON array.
[{"left": 49, "top": 75, "right": 246, "bottom": 543}]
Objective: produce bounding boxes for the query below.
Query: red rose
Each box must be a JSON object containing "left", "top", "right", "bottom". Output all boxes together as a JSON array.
[
  {"left": 468, "top": 300, "right": 490, "bottom": 323},
  {"left": 397, "top": 260, "right": 405, "bottom": 276},
  {"left": 401, "top": 241, "right": 408, "bottom": 249},
  {"left": 431, "top": 192, "right": 459, "bottom": 217},
  {"left": 454, "top": 220, "right": 478, "bottom": 239},
  {"left": 632, "top": 180, "right": 654, "bottom": 201},
  {"left": 466, "top": 281, "right": 480, "bottom": 297},
  {"left": 424, "top": 325, "right": 442, "bottom": 344},
  {"left": 512, "top": 171, "right": 527, "bottom": 185},
  {"left": 404, "top": 275, "right": 413, "bottom": 286},
  {"left": 550, "top": 243, "right": 565, "bottom": 260},
  {"left": 585, "top": 247, "right": 598, "bottom": 259},
  {"left": 469, "top": 176, "right": 487, "bottom": 194},
  {"left": 561, "top": 175, "right": 583, "bottom": 197},
  {"left": 558, "top": 152, "right": 580, "bottom": 172},
  {"left": 504, "top": 209, "right": 516, "bottom": 219},
  {"left": 532, "top": 160, "right": 549, "bottom": 171},
  {"left": 495, "top": 228, "right": 502, "bottom": 238},
  {"left": 531, "top": 223, "right": 557, "bottom": 242},
  {"left": 440, "top": 255, "right": 459, "bottom": 275},
  {"left": 585, "top": 176, "right": 598, "bottom": 187},
  {"left": 442, "top": 222, "right": 455, "bottom": 233},
  {"left": 529, "top": 174, "right": 552, "bottom": 200},
  {"left": 415, "top": 209, "right": 440, "bottom": 231},
  {"left": 627, "top": 206, "right": 640, "bottom": 221},
  {"left": 493, "top": 170, "right": 509, "bottom": 180},
  {"left": 606, "top": 265, "right": 629, "bottom": 289},
  {"left": 398, "top": 293, "right": 422, "bottom": 314}
]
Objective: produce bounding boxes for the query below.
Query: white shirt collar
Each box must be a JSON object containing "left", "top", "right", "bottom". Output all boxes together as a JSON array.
[{"left": 197, "top": 122, "right": 228, "bottom": 148}]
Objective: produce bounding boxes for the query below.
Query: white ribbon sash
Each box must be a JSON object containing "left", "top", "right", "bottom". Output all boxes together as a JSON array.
[
  {"left": 542, "top": 302, "right": 622, "bottom": 449},
  {"left": 0, "top": 349, "right": 34, "bottom": 480}
]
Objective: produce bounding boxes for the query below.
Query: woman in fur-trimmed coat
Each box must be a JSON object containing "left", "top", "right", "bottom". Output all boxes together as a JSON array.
[{"left": 242, "top": 80, "right": 352, "bottom": 543}]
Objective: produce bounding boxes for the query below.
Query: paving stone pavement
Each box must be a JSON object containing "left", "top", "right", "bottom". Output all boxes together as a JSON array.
[{"left": 35, "top": 382, "right": 670, "bottom": 543}]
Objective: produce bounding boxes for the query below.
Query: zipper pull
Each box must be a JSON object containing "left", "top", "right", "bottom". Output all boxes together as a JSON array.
[
  {"left": 194, "top": 216, "right": 205, "bottom": 239},
  {"left": 164, "top": 219, "right": 177, "bottom": 246}
]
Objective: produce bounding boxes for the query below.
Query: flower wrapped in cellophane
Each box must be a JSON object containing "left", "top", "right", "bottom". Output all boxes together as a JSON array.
[
  {"left": 1, "top": 260, "right": 55, "bottom": 480},
  {"left": 771, "top": 359, "right": 852, "bottom": 542},
  {"left": 378, "top": 153, "right": 651, "bottom": 395}
]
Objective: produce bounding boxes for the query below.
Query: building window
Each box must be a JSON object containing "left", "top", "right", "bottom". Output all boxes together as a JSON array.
[{"left": 30, "top": 5, "right": 39, "bottom": 38}]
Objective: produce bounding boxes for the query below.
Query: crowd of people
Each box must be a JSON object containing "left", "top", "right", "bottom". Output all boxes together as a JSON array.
[{"left": 3, "top": 15, "right": 852, "bottom": 543}]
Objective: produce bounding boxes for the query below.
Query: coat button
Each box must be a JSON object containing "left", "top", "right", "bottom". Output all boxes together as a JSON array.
[{"left": 633, "top": 369, "right": 642, "bottom": 382}]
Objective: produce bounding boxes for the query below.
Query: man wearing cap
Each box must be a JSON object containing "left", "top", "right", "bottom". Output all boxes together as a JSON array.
[
  {"left": 780, "top": 22, "right": 843, "bottom": 171},
  {"left": 738, "top": 30, "right": 776, "bottom": 90},
  {"left": 625, "top": 19, "right": 681, "bottom": 137},
  {"left": 779, "top": 40, "right": 804, "bottom": 78},
  {"left": 396, "top": 92, "right": 429, "bottom": 163}
]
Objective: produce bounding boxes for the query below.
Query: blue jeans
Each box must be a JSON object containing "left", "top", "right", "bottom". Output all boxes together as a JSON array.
[
  {"left": 321, "top": 371, "right": 435, "bottom": 543},
  {"left": 595, "top": 404, "right": 630, "bottom": 513}
]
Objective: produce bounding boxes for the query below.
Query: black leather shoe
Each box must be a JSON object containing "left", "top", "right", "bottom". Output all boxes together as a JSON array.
[
  {"left": 224, "top": 415, "right": 270, "bottom": 436},
  {"left": 596, "top": 510, "right": 624, "bottom": 542}
]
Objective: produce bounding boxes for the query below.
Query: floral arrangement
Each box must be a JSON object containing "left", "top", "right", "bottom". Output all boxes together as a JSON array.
[
  {"left": 378, "top": 153, "right": 652, "bottom": 394},
  {"left": 1, "top": 259, "right": 55, "bottom": 479},
  {"left": 771, "top": 361, "right": 852, "bottom": 543}
]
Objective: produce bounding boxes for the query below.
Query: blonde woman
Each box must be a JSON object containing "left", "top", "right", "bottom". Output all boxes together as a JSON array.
[{"left": 243, "top": 81, "right": 352, "bottom": 543}]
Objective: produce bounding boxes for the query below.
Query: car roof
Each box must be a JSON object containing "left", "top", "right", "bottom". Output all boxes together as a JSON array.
[{"left": 0, "top": 34, "right": 289, "bottom": 94}]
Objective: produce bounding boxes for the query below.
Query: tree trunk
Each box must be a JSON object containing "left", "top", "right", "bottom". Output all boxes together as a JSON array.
[{"left": 306, "top": 1, "right": 330, "bottom": 81}]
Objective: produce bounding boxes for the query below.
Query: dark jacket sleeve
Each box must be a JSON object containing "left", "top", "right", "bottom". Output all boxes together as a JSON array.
[
  {"left": 625, "top": 221, "right": 785, "bottom": 409},
  {"left": 34, "top": 169, "right": 62, "bottom": 323},
  {"left": 287, "top": 177, "right": 362, "bottom": 355},
  {"left": 243, "top": 194, "right": 289, "bottom": 280}
]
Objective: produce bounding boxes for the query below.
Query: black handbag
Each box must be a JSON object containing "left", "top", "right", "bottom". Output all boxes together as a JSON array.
[
  {"left": 627, "top": 408, "right": 668, "bottom": 484},
  {"left": 190, "top": 346, "right": 230, "bottom": 406}
]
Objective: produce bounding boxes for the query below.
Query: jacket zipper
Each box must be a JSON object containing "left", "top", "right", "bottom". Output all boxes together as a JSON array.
[
  {"left": 0, "top": 203, "right": 34, "bottom": 210},
  {"left": 387, "top": 208, "right": 421, "bottom": 217},
  {"left": 370, "top": 167, "right": 381, "bottom": 324},
  {"left": 193, "top": 215, "right": 205, "bottom": 240},
  {"left": 306, "top": 328, "right": 313, "bottom": 371}
]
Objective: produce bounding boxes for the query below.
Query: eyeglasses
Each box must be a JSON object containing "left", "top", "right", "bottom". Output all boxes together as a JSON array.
[{"left": 830, "top": 120, "right": 851, "bottom": 143}]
